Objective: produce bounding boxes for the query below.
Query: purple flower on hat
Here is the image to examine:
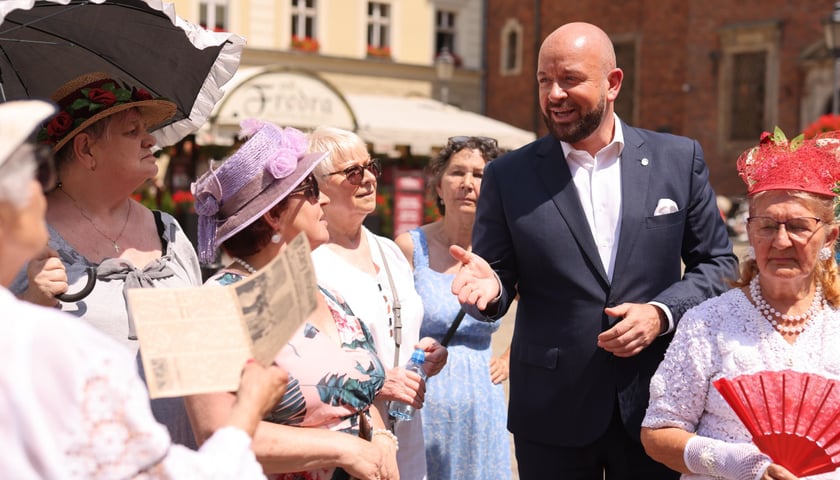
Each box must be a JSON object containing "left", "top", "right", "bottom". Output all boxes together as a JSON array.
[
  {"left": 239, "top": 119, "right": 300, "bottom": 179},
  {"left": 266, "top": 148, "right": 297, "bottom": 179},
  {"left": 194, "top": 191, "right": 220, "bottom": 216}
]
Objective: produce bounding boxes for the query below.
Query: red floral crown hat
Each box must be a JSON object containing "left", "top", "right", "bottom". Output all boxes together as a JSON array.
[
  {"left": 737, "top": 127, "right": 840, "bottom": 197},
  {"left": 37, "top": 72, "right": 176, "bottom": 153}
]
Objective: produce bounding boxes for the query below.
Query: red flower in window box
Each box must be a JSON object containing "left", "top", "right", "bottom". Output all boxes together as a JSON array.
[
  {"left": 292, "top": 35, "right": 320, "bottom": 53},
  {"left": 366, "top": 44, "right": 391, "bottom": 58},
  {"left": 172, "top": 190, "right": 195, "bottom": 214},
  {"left": 803, "top": 114, "right": 840, "bottom": 139}
]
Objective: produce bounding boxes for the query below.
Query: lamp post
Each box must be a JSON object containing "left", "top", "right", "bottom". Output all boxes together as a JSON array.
[
  {"left": 824, "top": 2, "right": 840, "bottom": 115},
  {"left": 435, "top": 47, "right": 455, "bottom": 105}
]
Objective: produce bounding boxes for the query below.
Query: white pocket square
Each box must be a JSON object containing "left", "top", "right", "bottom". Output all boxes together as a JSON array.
[{"left": 654, "top": 198, "right": 679, "bottom": 216}]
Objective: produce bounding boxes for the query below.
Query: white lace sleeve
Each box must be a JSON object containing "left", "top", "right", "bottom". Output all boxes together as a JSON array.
[
  {"left": 642, "top": 292, "right": 723, "bottom": 432},
  {"left": 6, "top": 292, "right": 266, "bottom": 480}
]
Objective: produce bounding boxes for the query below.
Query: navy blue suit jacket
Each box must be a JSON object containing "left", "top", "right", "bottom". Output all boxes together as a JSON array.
[{"left": 470, "top": 124, "right": 738, "bottom": 446}]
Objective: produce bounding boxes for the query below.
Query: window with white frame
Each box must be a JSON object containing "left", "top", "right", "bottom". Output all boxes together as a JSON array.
[
  {"left": 435, "top": 9, "right": 456, "bottom": 56},
  {"left": 367, "top": 2, "right": 390, "bottom": 54},
  {"left": 199, "top": 0, "right": 228, "bottom": 32},
  {"left": 500, "top": 18, "right": 522, "bottom": 76},
  {"left": 291, "top": 0, "right": 317, "bottom": 41}
]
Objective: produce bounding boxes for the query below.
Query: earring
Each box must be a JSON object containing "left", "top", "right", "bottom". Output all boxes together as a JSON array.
[
  {"left": 90, "top": 160, "right": 97, "bottom": 172},
  {"left": 745, "top": 246, "right": 755, "bottom": 260},
  {"left": 819, "top": 247, "right": 832, "bottom": 261},
  {"left": 271, "top": 232, "right": 282, "bottom": 244}
]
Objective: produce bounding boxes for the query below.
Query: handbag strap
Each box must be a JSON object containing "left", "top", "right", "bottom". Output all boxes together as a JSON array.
[
  {"left": 374, "top": 238, "right": 402, "bottom": 368},
  {"left": 441, "top": 309, "right": 466, "bottom": 347}
]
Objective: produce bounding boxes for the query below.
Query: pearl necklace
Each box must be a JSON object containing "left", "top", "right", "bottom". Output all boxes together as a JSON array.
[
  {"left": 230, "top": 257, "right": 257, "bottom": 274},
  {"left": 749, "top": 277, "right": 824, "bottom": 335}
]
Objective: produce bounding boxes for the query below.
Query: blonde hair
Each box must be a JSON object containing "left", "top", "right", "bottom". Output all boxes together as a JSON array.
[
  {"left": 732, "top": 190, "right": 840, "bottom": 307},
  {"left": 308, "top": 126, "right": 368, "bottom": 177}
]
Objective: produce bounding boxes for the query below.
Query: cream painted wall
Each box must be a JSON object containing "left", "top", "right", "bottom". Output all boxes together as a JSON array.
[
  {"left": 320, "top": 73, "right": 431, "bottom": 98},
  {"left": 165, "top": 0, "right": 484, "bottom": 112},
  {"left": 320, "top": 2, "right": 365, "bottom": 58},
  {"left": 391, "top": 1, "right": 435, "bottom": 65},
  {"left": 171, "top": 1, "right": 441, "bottom": 66}
]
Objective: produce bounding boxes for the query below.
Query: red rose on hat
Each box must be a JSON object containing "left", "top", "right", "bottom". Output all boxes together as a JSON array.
[
  {"left": 133, "top": 88, "right": 153, "bottom": 101},
  {"left": 87, "top": 87, "right": 117, "bottom": 107},
  {"left": 46, "top": 111, "right": 73, "bottom": 138}
]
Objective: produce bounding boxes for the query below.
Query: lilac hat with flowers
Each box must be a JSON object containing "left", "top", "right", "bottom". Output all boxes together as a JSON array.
[{"left": 192, "top": 119, "right": 328, "bottom": 262}]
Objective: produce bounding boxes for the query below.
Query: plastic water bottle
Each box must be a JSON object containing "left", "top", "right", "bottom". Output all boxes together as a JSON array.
[{"left": 388, "top": 348, "right": 427, "bottom": 421}]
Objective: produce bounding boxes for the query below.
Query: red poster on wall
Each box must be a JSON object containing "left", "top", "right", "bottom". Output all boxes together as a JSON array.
[{"left": 393, "top": 172, "right": 425, "bottom": 237}]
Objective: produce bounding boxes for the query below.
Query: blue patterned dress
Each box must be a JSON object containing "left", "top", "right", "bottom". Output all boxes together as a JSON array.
[{"left": 409, "top": 228, "right": 511, "bottom": 479}]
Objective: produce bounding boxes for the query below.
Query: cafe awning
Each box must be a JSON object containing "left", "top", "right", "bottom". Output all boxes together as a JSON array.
[
  {"left": 198, "top": 67, "right": 536, "bottom": 156},
  {"left": 346, "top": 93, "right": 535, "bottom": 155}
]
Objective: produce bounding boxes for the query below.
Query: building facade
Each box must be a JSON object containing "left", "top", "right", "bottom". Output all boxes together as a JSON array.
[
  {"left": 483, "top": 0, "right": 839, "bottom": 196},
  {"left": 161, "top": 0, "right": 536, "bottom": 238}
]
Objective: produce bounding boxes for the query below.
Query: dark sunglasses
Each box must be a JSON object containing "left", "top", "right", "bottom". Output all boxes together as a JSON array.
[
  {"left": 325, "top": 158, "right": 381, "bottom": 186},
  {"left": 447, "top": 136, "right": 499, "bottom": 149},
  {"left": 2, "top": 144, "right": 57, "bottom": 192},
  {"left": 34, "top": 145, "right": 58, "bottom": 192},
  {"left": 288, "top": 173, "right": 320, "bottom": 202}
]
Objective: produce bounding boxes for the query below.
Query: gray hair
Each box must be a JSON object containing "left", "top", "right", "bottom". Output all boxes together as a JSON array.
[
  {"left": 308, "top": 126, "right": 368, "bottom": 176},
  {"left": 0, "top": 144, "right": 38, "bottom": 207}
]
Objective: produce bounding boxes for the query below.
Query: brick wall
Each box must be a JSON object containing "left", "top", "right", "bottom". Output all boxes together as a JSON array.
[{"left": 485, "top": 0, "right": 836, "bottom": 196}]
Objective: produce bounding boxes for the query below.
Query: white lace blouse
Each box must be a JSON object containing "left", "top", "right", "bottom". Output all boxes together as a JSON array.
[
  {"left": 642, "top": 287, "right": 840, "bottom": 479},
  {"left": 0, "top": 287, "right": 265, "bottom": 479}
]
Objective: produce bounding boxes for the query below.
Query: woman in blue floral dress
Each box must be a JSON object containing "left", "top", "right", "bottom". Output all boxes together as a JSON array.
[
  {"left": 185, "top": 120, "right": 399, "bottom": 480},
  {"left": 396, "top": 136, "right": 512, "bottom": 480}
]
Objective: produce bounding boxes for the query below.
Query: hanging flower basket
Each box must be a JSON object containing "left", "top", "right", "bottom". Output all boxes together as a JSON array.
[
  {"left": 366, "top": 44, "right": 391, "bottom": 58},
  {"left": 291, "top": 35, "right": 319, "bottom": 53}
]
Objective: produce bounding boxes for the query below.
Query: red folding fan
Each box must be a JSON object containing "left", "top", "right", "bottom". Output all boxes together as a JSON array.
[{"left": 713, "top": 370, "right": 840, "bottom": 477}]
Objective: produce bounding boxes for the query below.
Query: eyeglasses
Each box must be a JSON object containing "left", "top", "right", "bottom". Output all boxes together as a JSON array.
[
  {"left": 325, "top": 158, "right": 381, "bottom": 185},
  {"left": 34, "top": 145, "right": 57, "bottom": 191},
  {"left": 447, "top": 136, "right": 499, "bottom": 149},
  {"left": 746, "top": 216, "right": 824, "bottom": 240},
  {"left": 288, "top": 173, "right": 320, "bottom": 202}
]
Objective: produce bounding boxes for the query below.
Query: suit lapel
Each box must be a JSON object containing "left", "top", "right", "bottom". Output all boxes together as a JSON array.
[
  {"left": 613, "top": 125, "right": 651, "bottom": 279},
  {"left": 534, "top": 138, "right": 610, "bottom": 286}
]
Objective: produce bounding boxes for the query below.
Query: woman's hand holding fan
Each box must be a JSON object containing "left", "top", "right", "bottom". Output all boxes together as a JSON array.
[{"left": 713, "top": 370, "right": 840, "bottom": 477}]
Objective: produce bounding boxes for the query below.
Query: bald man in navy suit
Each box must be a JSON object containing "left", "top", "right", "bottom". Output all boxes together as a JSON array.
[{"left": 451, "top": 22, "right": 737, "bottom": 480}]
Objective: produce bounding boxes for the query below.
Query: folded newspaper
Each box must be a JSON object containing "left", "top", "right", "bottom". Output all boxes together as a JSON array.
[{"left": 127, "top": 232, "right": 318, "bottom": 399}]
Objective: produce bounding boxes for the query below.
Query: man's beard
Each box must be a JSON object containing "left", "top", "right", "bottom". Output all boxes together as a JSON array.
[{"left": 542, "top": 94, "right": 606, "bottom": 144}]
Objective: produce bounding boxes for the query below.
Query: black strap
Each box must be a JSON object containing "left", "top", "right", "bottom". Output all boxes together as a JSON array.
[
  {"left": 441, "top": 309, "right": 466, "bottom": 347},
  {"left": 152, "top": 210, "right": 168, "bottom": 253}
]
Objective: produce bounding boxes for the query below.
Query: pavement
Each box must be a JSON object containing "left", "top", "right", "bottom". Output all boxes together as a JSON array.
[{"left": 490, "top": 301, "right": 518, "bottom": 479}]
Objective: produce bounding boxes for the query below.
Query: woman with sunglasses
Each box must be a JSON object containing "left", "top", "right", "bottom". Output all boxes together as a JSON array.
[
  {"left": 309, "top": 126, "right": 448, "bottom": 480},
  {"left": 0, "top": 100, "right": 289, "bottom": 479},
  {"left": 394, "top": 136, "right": 512, "bottom": 480},
  {"left": 186, "top": 120, "right": 399, "bottom": 480}
]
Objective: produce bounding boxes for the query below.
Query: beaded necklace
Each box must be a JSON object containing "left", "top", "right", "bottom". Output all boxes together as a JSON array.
[
  {"left": 231, "top": 257, "right": 258, "bottom": 274},
  {"left": 749, "top": 276, "right": 824, "bottom": 335}
]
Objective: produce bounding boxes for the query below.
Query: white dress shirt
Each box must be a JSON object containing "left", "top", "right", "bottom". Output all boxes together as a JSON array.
[
  {"left": 561, "top": 117, "right": 624, "bottom": 282},
  {"left": 561, "top": 116, "right": 674, "bottom": 332}
]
